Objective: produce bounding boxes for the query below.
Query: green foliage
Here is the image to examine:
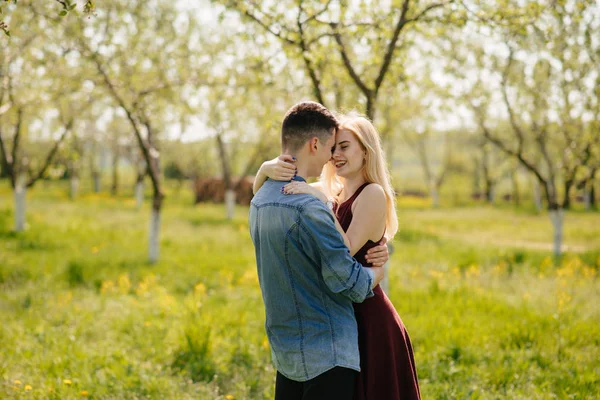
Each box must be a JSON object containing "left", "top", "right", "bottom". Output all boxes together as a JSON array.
[
  {"left": 0, "top": 180, "right": 598, "bottom": 398},
  {"left": 172, "top": 325, "right": 217, "bottom": 383}
]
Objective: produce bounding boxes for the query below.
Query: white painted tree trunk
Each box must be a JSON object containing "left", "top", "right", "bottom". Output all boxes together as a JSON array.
[
  {"left": 93, "top": 175, "right": 101, "bottom": 193},
  {"left": 430, "top": 182, "right": 440, "bottom": 208},
  {"left": 583, "top": 189, "right": 591, "bottom": 210},
  {"left": 549, "top": 209, "right": 564, "bottom": 257},
  {"left": 14, "top": 176, "right": 26, "bottom": 232},
  {"left": 488, "top": 186, "right": 496, "bottom": 203},
  {"left": 149, "top": 209, "right": 160, "bottom": 263},
  {"left": 135, "top": 181, "right": 144, "bottom": 209},
  {"left": 225, "top": 189, "right": 236, "bottom": 220},
  {"left": 532, "top": 178, "right": 542, "bottom": 211},
  {"left": 70, "top": 177, "right": 79, "bottom": 200},
  {"left": 380, "top": 242, "right": 393, "bottom": 296},
  {"left": 381, "top": 261, "right": 390, "bottom": 295}
]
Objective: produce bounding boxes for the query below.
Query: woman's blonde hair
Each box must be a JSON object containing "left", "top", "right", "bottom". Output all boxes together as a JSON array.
[{"left": 321, "top": 112, "right": 398, "bottom": 239}]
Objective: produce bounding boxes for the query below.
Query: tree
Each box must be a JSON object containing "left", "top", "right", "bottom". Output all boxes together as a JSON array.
[
  {"left": 216, "top": 0, "right": 459, "bottom": 121},
  {"left": 50, "top": 0, "right": 205, "bottom": 262},
  {"left": 1, "top": 0, "right": 95, "bottom": 37},
  {"left": 0, "top": 12, "right": 92, "bottom": 231},
  {"left": 463, "top": 0, "right": 599, "bottom": 256}
]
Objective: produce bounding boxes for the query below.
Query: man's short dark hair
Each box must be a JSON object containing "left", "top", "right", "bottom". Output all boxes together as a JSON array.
[{"left": 282, "top": 101, "right": 338, "bottom": 151}]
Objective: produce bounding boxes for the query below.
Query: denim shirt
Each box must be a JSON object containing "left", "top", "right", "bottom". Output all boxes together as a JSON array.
[{"left": 249, "top": 177, "right": 374, "bottom": 382}]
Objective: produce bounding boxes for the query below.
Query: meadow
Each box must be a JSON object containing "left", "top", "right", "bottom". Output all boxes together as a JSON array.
[{"left": 1, "top": 180, "right": 599, "bottom": 399}]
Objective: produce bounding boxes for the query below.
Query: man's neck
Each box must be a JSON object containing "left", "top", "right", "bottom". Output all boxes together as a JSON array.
[{"left": 282, "top": 149, "right": 313, "bottom": 179}]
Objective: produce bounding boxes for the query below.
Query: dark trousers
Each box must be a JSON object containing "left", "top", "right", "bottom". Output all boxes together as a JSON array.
[{"left": 275, "top": 366, "right": 357, "bottom": 400}]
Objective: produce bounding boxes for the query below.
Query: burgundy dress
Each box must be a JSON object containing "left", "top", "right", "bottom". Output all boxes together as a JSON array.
[{"left": 334, "top": 183, "right": 421, "bottom": 400}]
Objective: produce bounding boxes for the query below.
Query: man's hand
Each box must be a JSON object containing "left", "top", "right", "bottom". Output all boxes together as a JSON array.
[
  {"left": 365, "top": 237, "right": 389, "bottom": 267},
  {"left": 370, "top": 265, "right": 385, "bottom": 289}
]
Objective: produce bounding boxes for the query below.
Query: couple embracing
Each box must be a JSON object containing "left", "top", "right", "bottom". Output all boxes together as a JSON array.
[{"left": 249, "top": 101, "right": 420, "bottom": 400}]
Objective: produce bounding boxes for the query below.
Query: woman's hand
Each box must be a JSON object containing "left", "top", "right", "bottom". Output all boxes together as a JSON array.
[
  {"left": 283, "top": 181, "right": 328, "bottom": 203},
  {"left": 365, "top": 237, "right": 389, "bottom": 267},
  {"left": 261, "top": 155, "right": 297, "bottom": 181}
]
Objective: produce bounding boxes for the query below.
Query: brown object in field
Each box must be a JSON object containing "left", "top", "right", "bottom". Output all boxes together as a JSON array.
[
  {"left": 194, "top": 176, "right": 255, "bottom": 205},
  {"left": 401, "top": 189, "right": 428, "bottom": 198},
  {"left": 471, "top": 192, "right": 484, "bottom": 200}
]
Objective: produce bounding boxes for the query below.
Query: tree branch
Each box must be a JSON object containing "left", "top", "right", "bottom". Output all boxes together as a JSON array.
[
  {"left": 405, "top": 0, "right": 454, "bottom": 24},
  {"left": 500, "top": 46, "right": 526, "bottom": 155},
  {"left": 301, "top": 0, "right": 334, "bottom": 24},
  {"left": 243, "top": 9, "right": 298, "bottom": 46},
  {"left": 26, "top": 118, "right": 73, "bottom": 188},
  {"left": 0, "top": 126, "right": 14, "bottom": 186},
  {"left": 297, "top": 2, "right": 325, "bottom": 105},
  {"left": 331, "top": 23, "right": 372, "bottom": 97}
]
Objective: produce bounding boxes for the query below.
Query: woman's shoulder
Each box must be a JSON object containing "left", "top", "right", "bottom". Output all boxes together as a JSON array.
[
  {"left": 354, "top": 183, "right": 386, "bottom": 208},
  {"left": 361, "top": 182, "right": 385, "bottom": 198}
]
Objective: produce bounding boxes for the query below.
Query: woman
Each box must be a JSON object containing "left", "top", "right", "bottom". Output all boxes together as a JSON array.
[{"left": 254, "top": 113, "right": 421, "bottom": 400}]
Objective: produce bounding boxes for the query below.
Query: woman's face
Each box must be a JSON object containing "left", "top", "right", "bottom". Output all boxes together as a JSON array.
[{"left": 331, "top": 128, "right": 365, "bottom": 178}]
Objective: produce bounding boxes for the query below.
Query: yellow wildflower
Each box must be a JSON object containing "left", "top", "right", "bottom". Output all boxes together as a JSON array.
[
  {"left": 100, "top": 280, "right": 115, "bottom": 295},
  {"left": 194, "top": 282, "right": 207, "bottom": 297},
  {"left": 14, "top": 380, "right": 22, "bottom": 385},
  {"left": 81, "top": 390, "right": 89, "bottom": 396},
  {"left": 63, "top": 379, "right": 72, "bottom": 385},
  {"left": 118, "top": 274, "right": 131, "bottom": 293},
  {"left": 262, "top": 336, "right": 270, "bottom": 350},
  {"left": 25, "top": 385, "right": 32, "bottom": 391},
  {"left": 465, "top": 264, "right": 480, "bottom": 278},
  {"left": 91, "top": 246, "right": 99, "bottom": 254},
  {"left": 225, "top": 395, "right": 235, "bottom": 400}
]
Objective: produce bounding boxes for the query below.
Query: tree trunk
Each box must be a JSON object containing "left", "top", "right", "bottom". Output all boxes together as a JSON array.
[
  {"left": 380, "top": 242, "right": 393, "bottom": 296},
  {"left": 512, "top": 169, "right": 520, "bottom": 206},
  {"left": 92, "top": 172, "right": 101, "bottom": 193},
  {"left": 472, "top": 158, "right": 481, "bottom": 200},
  {"left": 591, "top": 182, "right": 596, "bottom": 209},
  {"left": 111, "top": 152, "right": 119, "bottom": 196},
  {"left": 70, "top": 176, "right": 79, "bottom": 200},
  {"left": 485, "top": 179, "right": 495, "bottom": 203},
  {"left": 135, "top": 180, "right": 144, "bottom": 209},
  {"left": 225, "top": 189, "right": 236, "bottom": 220},
  {"left": 583, "top": 181, "right": 592, "bottom": 210},
  {"left": 69, "top": 160, "right": 79, "bottom": 200},
  {"left": 0, "top": 152, "right": 8, "bottom": 179},
  {"left": 14, "top": 175, "right": 26, "bottom": 232},
  {"left": 562, "top": 180, "right": 573, "bottom": 210},
  {"left": 148, "top": 204, "right": 160, "bottom": 264},
  {"left": 549, "top": 209, "right": 564, "bottom": 258},
  {"left": 216, "top": 132, "right": 234, "bottom": 219},
  {"left": 430, "top": 180, "right": 440, "bottom": 208},
  {"left": 532, "top": 177, "right": 543, "bottom": 211}
]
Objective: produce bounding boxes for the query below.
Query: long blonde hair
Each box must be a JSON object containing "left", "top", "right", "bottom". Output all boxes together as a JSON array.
[{"left": 321, "top": 113, "right": 398, "bottom": 239}]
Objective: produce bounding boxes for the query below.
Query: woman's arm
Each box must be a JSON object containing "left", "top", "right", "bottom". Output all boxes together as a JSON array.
[
  {"left": 282, "top": 182, "right": 387, "bottom": 258},
  {"left": 253, "top": 155, "right": 297, "bottom": 194},
  {"left": 344, "top": 184, "right": 387, "bottom": 256}
]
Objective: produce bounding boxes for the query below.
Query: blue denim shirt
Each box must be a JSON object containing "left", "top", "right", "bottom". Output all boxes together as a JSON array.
[{"left": 249, "top": 177, "right": 374, "bottom": 382}]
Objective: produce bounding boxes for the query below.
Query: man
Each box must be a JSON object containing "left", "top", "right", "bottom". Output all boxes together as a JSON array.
[{"left": 249, "top": 101, "right": 387, "bottom": 400}]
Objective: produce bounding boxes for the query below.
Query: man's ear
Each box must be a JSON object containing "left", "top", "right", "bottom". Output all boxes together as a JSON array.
[{"left": 308, "top": 137, "right": 319, "bottom": 154}]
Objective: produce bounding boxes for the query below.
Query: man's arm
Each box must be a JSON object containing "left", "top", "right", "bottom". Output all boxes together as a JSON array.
[{"left": 299, "top": 200, "right": 384, "bottom": 303}]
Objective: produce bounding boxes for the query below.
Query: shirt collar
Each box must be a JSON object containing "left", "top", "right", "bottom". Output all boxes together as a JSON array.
[{"left": 291, "top": 176, "right": 307, "bottom": 183}]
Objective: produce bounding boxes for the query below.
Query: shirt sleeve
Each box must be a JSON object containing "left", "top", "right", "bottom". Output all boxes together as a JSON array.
[{"left": 299, "top": 200, "right": 374, "bottom": 303}]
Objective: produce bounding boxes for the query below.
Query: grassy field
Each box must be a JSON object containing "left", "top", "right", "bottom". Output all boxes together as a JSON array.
[{"left": 1, "top": 181, "right": 599, "bottom": 399}]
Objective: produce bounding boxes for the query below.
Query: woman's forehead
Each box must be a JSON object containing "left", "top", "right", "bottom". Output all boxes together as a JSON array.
[{"left": 335, "top": 129, "right": 355, "bottom": 141}]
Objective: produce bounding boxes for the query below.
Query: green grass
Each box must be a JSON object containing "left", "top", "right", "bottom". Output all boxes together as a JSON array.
[{"left": 0, "top": 180, "right": 599, "bottom": 399}]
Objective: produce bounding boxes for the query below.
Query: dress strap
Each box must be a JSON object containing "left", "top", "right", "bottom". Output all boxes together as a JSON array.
[{"left": 339, "top": 182, "right": 372, "bottom": 207}]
